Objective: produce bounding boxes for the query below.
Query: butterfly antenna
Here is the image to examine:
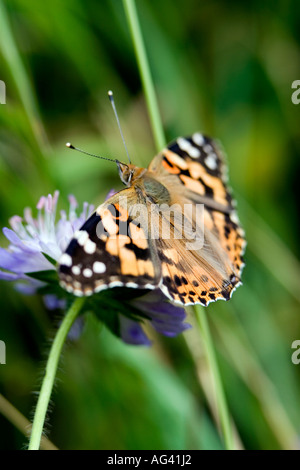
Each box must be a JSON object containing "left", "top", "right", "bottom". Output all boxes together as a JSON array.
[
  {"left": 108, "top": 90, "right": 131, "bottom": 164},
  {"left": 65, "top": 143, "right": 118, "bottom": 164}
]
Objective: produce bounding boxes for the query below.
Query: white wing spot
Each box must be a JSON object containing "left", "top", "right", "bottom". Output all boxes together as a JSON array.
[
  {"left": 230, "top": 211, "right": 240, "bottom": 225},
  {"left": 75, "top": 230, "right": 89, "bottom": 246},
  {"left": 144, "top": 283, "right": 156, "bottom": 290},
  {"left": 84, "top": 288, "right": 93, "bottom": 296},
  {"left": 84, "top": 239, "right": 96, "bottom": 254},
  {"left": 192, "top": 133, "right": 205, "bottom": 146},
  {"left": 83, "top": 268, "right": 93, "bottom": 278},
  {"left": 59, "top": 253, "right": 72, "bottom": 267},
  {"left": 72, "top": 265, "right": 81, "bottom": 275},
  {"left": 93, "top": 261, "right": 106, "bottom": 274},
  {"left": 204, "top": 154, "right": 218, "bottom": 170},
  {"left": 125, "top": 282, "right": 139, "bottom": 288},
  {"left": 94, "top": 284, "right": 108, "bottom": 293},
  {"left": 204, "top": 144, "right": 213, "bottom": 153},
  {"left": 108, "top": 281, "right": 124, "bottom": 288},
  {"left": 177, "top": 137, "right": 200, "bottom": 158},
  {"left": 73, "top": 289, "right": 83, "bottom": 297}
]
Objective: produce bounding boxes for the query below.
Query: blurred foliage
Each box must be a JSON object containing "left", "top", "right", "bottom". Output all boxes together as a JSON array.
[{"left": 0, "top": 0, "right": 300, "bottom": 450}]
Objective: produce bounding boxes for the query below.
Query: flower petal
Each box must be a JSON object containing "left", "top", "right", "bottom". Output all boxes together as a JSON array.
[
  {"left": 55, "top": 220, "right": 74, "bottom": 253},
  {"left": 119, "top": 315, "right": 151, "bottom": 346},
  {"left": 39, "top": 240, "right": 62, "bottom": 261},
  {"left": 0, "top": 247, "right": 52, "bottom": 273},
  {"left": 14, "top": 280, "right": 41, "bottom": 295},
  {"left": 105, "top": 189, "right": 117, "bottom": 201},
  {"left": 2, "top": 228, "right": 38, "bottom": 253},
  {"left": 0, "top": 270, "right": 21, "bottom": 280},
  {"left": 67, "top": 316, "right": 85, "bottom": 340},
  {"left": 43, "top": 294, "right": 66, "bottom": 310},
  {"left": 131, "top": 290, "right": 191, "bottom": 337}
]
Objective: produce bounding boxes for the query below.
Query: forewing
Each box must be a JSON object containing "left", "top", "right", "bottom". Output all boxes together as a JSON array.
[{"left": 58, "top": 189, "right": 161, "bottom": 296}]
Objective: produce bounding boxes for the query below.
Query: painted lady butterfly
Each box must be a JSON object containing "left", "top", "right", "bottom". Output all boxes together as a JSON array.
[{"left": 59, "top": 133, "right": 246, "bottom": 306}]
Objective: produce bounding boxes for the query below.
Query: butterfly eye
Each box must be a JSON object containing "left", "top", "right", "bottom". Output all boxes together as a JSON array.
[
  {"left": 128, "top": 169, "right": 134, "bottom": 184},
  {"left": 122, "top": 168, "right": 133, "bottom": 185},
  {"left": 117, "top": 162, "right": 131, "bottom": 185}
]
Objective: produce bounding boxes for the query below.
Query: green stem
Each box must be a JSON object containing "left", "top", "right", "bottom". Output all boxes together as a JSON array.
[
  {"left": 122, "top": 0, "right": 234, "bottom": 450},
  {"left": 28, "top": 297, "right": 85, "bottom": 450},
  {"left": 122, "top": 0, "right": 166, "bottom": 151},
  {"left": 195, "top": 306, "right": 234, "bottom": 449}
]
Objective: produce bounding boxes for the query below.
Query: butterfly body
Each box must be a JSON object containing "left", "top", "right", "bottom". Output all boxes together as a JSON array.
[{"left": 59, "top": 133, "right": 246, "bottom": 306}]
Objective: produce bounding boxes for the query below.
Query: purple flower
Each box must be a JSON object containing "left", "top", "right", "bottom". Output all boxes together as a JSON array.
[
  {"left": 0, "top": 190, "right": 191, "bottom": 346},
  {"left": 105, "top": 189, "right": 117, "bottom": 200},
  {"left": 0, "top": 191, "right": 94, "bottom": 296},
  {"left": 119, "top": 290, "right": 191, "bottom": 346}
]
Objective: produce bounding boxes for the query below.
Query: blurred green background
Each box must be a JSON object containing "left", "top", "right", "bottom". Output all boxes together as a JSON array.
[{"left": 0, "top": 0, "right": 300, "bottom": 450}]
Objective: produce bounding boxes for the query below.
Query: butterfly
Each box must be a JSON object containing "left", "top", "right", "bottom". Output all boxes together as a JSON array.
[{"left": 58, "top": 133, "right": 246, "bottom": 306}]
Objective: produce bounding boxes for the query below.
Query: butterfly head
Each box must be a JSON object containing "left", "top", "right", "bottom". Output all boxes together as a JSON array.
[
  {"left": 116, "top": 161, "right": 133, "bottom": 185},
  {"left": 116, "top": 161, "right": 146, "bottom": 187}
]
